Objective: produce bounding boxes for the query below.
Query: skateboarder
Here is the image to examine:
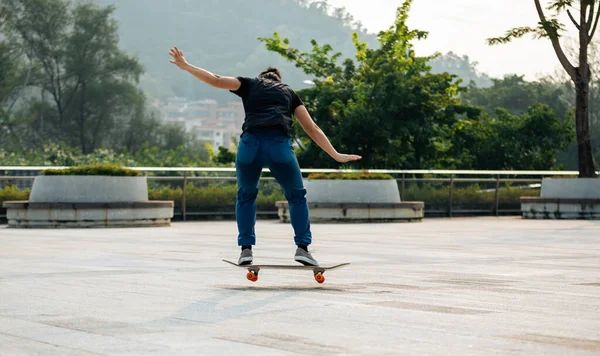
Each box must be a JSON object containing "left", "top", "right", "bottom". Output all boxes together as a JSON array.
[{"left": 169, "top": 46, "right": 361, "bottom": 266}]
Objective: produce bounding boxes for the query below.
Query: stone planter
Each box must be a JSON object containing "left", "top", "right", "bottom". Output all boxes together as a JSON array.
[
  {"left": 276, "top": 202, "right": 424, "bottom": 223},
  {"left": 304, "top": 179, "right": 401, "bottom": 204},
  {"left": 521, "top": 178, "right": 600, "bottom": 220},
  {"left": 3, "top": 175, "right": 174, "bottom": 228},
  {"left": 29, "top": 176, "right": 149, "bottom": 203},
  {"left": 277, "top": 179, "right": 424, "bottom": 223},
  {"left": 539, "top": 178, "right": 600, "bottom": 199},
  {"left": 4, "top": 201, "right": 174, "bottom": 228}
]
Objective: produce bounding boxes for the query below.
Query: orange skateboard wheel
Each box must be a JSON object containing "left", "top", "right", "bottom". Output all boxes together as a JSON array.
[
  {"left": 314, "top": 273, "right": 325, "bottom": 284},
  {"left": 246, "top": 271, "right": 256, "bottom": 281}
]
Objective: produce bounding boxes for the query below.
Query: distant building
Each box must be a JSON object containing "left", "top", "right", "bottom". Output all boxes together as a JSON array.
[
  {"left": 192, "top": 123, "right": 240, "bottom": 150},
  {"left": 154, "top": 97, "right": 245, "bottom": 150}
]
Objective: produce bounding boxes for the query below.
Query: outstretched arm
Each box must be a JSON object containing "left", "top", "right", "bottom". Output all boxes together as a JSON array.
[
  {"left": 169, "top": 46, "right": 241, "bottom": 91},
  {"left": 294, "top": 105, "right": 362, "bottom": 163}
]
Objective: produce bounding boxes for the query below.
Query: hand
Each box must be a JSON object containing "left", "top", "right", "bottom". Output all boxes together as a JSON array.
[
  {"left": 169, "top": 46, "right": 189, "bottom": 70},
  {"left": 333, "top": 153, "right": 362, "bottom": 163}
]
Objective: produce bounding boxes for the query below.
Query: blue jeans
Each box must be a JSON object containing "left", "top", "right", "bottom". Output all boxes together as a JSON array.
[{"left": 235, "top": 126, "right": 312, "bottom": 247}]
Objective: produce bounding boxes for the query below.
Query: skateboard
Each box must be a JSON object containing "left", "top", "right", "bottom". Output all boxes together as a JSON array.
[{"left": 222, "top": 259, "right": 350, "bottom": 284}]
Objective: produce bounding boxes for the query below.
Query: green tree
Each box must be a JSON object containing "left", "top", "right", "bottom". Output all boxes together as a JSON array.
[
  {"left": 1, "top": 0, "right": 209, "bottom": 162},
  {"left": 445, "top": 104, "right": 574, "bottom": 170},
  {"left": 0, "top": 141, "right": 210, "bottom": 167},
  {"left": 259, "top": 1, "right": 474, "bottom": 169},
  {"left": 214, "top": 146, "right": 236, "bottom": 165},
  {"left": 118, "top": 96, "right": 162, "bottom": 154},
  {"left": 68, "top": 3, "right": 143, "bottom": 153},
  {"left": 488, "top": 0, "right": 600, "bottom": 177},
  {"left": 5, "top": 0, "right": 74, "bottom": 123},
  {"left": 0, "top": 2, "right": 31, "bottom": 150},
  {"left": 0, "top": 5, "right": 16, "bottom": 109},
  {"left": 5, "top": 0, "right": 144, "bottom": 153},
  {"left": 463, "top": 74, "right": 573, "bottom": 119},
  {"left": 479, "top": 105, "right": 574, "bottom": 170}
]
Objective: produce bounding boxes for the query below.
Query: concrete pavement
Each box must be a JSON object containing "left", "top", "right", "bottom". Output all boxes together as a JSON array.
[{"left": 0, "top": 218, "right": 599, "bottom": 355}]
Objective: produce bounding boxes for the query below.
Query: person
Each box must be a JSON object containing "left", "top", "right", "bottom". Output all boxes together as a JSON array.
[{"left": 169, "top": 46, "right": 361, "bottom": 266}]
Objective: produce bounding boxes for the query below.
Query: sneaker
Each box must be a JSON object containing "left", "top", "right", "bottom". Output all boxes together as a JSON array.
[
  {"left": 294, "top": 247, "right": 319, "bottom": 266},
  {"left": 238, "top": 248, "right": 253, "bottom": 265}
]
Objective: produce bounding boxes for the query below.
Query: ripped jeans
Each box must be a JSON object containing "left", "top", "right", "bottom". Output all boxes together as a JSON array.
[{"left": 235, "top": 126, "right": 312, "bottom": 247}]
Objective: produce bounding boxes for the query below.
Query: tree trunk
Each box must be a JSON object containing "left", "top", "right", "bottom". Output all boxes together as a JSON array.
[
  {"left": 575, "top": 1, "right": 597, "bottom": 178},
  {"left": 78, "top": 83, "right": 87, "bottom": 154},
  {"left": 91, "top": 111, "right": 108, "bottom": 152},
  {"left": 575, "top": 68, "right": 596, "bottom": 177},
  {"left": 40, "top": 87, "right": 45, "bottom": 133}
]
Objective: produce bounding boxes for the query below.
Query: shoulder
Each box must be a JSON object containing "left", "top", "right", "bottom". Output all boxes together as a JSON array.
[
  {"left": 286, "top": 85, "right": 304, "bottom": 110},
  {"left": 230, "top": 76, "right": 258, "bottom": 96},
  {"left": 280, "top": 83, "right": 298, "bottom": 96},
  {"left": 283, "top": 84, "right": 300, "bottom": 98},
  {"left": 239, "top": 76, "right": 259, "bottom": 86}
]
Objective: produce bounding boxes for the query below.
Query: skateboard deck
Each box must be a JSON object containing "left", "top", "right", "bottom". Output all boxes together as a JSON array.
[{"left": 222, "top": 259, "right": 350, "bottom": 284}]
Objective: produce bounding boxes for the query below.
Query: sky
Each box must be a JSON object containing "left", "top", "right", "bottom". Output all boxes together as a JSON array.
[{"left": 325, "top": 0, "right": 580, "bottom": 80}]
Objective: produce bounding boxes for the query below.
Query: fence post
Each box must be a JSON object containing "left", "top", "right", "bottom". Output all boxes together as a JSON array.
[
  {"left": 182, "top": 172, "right": 188, "bottom": 221},
  {"left": 401, "top": 173, "right": 406, "bottom": 200},
  {"left": 494, "top": 175, "right": 500, "bottom": 216},
  {"left": 448, "top": 177, "right": 454, "bottom": 218}
]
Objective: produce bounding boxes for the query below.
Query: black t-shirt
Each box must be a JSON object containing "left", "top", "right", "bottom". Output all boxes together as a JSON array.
[{"left": 230, "top": 76, "right": 304, "bottom": 136}]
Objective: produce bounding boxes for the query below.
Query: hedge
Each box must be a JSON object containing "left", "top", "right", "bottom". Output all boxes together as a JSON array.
[
  {"left": 149, "top": 183, "right": 284, "bottom": 212},
  {"left": 307, "top": 172, "right": 394, "bottom": 180},
  {"left": 0, "top": 185, "right": 30, "bottom": 203},
  {"left": 1, "top": 183, "right": 539, "bottom": 214},
  {"left": 42, "top": 164, "right": 140, "bottom": 177},
  {"left": 403, "top": 183, "right": 539, "bottom": 206}
]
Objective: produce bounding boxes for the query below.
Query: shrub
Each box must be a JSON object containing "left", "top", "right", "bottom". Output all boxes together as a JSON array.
[
  {"left": 403, "top": 183, "right": 540, "bottom": 206},
  {"left": 42, "top": 164, "right": 141, "bottom": 177},
  {"left": 0, "top": 185, "right": 30, "bottom": 204},
  {"left": 147, "top": 183, "right": 285, "bottom": 212},
  {"left": 307, "top": 171, "right": 394, "bottom": 180},
  {"left": 0, "top": 182, "right": 539, "bottom": 216}
]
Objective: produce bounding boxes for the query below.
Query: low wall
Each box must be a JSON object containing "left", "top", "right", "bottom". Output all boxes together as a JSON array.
[
  {"left": 521, "top": 178, "right": 600, "bottom": 220},
  {"left": 3, "top": 201, "right": 174, "bottom": 228},
  {"left": 520, "top": 198, "right": 600, "bottom": 220},
  {"left": 276, "top": 202, "right": 424, "bottom": 223},
  {"left": 4, "top": 176, "right": 173, "bottom": 228}
]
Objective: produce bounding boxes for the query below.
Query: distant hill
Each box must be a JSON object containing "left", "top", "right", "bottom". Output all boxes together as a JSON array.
[
  {"left": 94, "top": 0, "right": 379, "bottom": 102},
  {"left": 429, "top": 52, "right": 493, "bottom": 88},
  {"left": 94, "top": 0, "right": 494, "bottom": 103}
]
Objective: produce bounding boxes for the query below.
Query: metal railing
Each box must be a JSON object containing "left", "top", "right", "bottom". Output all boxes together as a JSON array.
[{"left": 0, "top": 166, "right": 586, "bottom": 221}]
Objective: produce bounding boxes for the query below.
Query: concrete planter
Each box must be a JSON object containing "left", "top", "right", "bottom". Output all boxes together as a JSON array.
[
  {"left": 540, "top": 178, "right": 600, "bottom": 199},
  {"left": 4, "top": 201, "right": 174, "bottom": 228},
  {"left": 4, "top": 175, "right": 174, "bottom": 228},
  {"left": 521, "top": 178, "right": 600, "bottom": 220},
  {"left": 29, "top": 176, "right": 148, "bottom": 203},
  {"left": 277, "top": 179, "right": 424, "bottom": 223},
  {"left": 304, "top": 179, "right": 401, "bottom": 204},
  {"left": 276, "top": 202, "right": 424, "bottom": 223}
]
